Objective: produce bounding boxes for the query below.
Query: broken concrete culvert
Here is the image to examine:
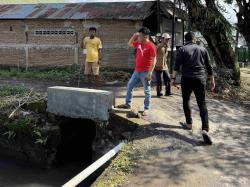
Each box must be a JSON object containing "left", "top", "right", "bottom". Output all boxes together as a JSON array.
[{"left": 0, "top": 85, "right": 138, "bottom": 178}]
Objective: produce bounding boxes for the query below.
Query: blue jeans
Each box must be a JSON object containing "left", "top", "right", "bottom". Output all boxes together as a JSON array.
[{"left": 125, "top": 71, "right": 151, "bottom": 109}]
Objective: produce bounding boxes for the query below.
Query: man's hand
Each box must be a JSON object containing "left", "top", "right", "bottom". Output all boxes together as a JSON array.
[
  {"left": 128, "top": 32, "right": 139, "bottom": 47},
  {"left": 145, "top": 72, "right": 152, "bottom": 81},
  {"left": 133, "top": 32, "right": 140, "bottom": 37},
  {"left": 171, "top": 77, "right": 177, "bottom": 87},
  {"left": 98, "top": 59, "right": 101, "bottom": 65}
]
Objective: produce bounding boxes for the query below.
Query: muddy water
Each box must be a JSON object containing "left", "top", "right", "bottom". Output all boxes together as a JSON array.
[
  {"left": 0, "top": 153, "right": 102, "bottom": 187},
  {"left": 0, "top": 118, "right": 99, "bottom": 187},
  {"left": 0, "top": 155, "right": 73, "bottom": 186}
]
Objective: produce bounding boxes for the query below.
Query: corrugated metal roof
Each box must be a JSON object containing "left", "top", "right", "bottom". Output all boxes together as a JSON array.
[{"left": 0, "top": 2, "right": 157, "bottom": 20}]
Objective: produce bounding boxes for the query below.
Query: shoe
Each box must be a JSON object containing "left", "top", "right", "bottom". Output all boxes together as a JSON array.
[
  {"left": 165, "top": 93, "right": 173, "bottom": 96},
  {"left": 141, "top": 109, "right": 149, "bottom": 116},
  {"left": 157, "top": 93, "right": 163, "bottom": 97},
  {"left": 180, "top": 122, "right": 192, "bottom": 130},
  {"left": 202, "top": 130, "right": 213, "bottom": 145},
  {"left": 116, "top": 104, "right": 131, "bottom": 110}
]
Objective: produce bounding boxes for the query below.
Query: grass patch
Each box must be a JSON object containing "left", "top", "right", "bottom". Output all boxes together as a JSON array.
[
  {"left": 208, "top": 68, "right": 250, "bottom": 107},
  {"left": 0, "top": 66, "right": 132, "bottom": 83},
  {"left": 92, "top": 142, "right": 141, "bottom": 187},
  {"left": 0, "top": 67, "right": 78, "bottom": 81},
  {"left": 5, "top": 117, "right": 33, "bottom": 134},
  {"left": 0, "top": 85, "right": 28, "bottom": 97}
]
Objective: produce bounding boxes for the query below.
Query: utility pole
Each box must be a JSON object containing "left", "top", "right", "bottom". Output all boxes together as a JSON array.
[
  {"left": 170, "top": 0, "right": 176, "bottom": 73},
  {"left": 156, "top": 0, "right": 161, "bottom": 33}
]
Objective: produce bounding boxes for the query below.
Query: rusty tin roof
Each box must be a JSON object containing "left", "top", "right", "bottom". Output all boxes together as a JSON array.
[{"left": 0, "top": 2, "right": 158, "bottom": 20}]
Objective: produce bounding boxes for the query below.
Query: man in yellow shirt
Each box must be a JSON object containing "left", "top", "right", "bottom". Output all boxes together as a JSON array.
[{"left": 83, "top": 27, "right": 102, "bottom": 86}]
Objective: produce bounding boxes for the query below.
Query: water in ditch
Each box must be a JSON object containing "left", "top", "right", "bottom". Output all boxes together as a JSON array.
[{"left": 0, "top": 118, "right": 105, "bottom": 187}]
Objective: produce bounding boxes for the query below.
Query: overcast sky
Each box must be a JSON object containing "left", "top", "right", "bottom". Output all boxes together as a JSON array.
[{"left": 0, "top": 0, "right": 238, "bottom": 23}]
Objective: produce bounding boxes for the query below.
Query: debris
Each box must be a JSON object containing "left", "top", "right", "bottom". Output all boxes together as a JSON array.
[
  {"left": 105, "top": 80, "right": 119, "bottom": 85},
  {"left": 127, "top": 109, "right": 141, "bottom": 118},
  {"left": 8, "top": 89, "right": 33, "bottom": 118},
  {"left": 121, "top": 131, "right": 132, "bottom": 139},
  {"left": 21, "top": 111, "right": 31, "bottom": 116}
]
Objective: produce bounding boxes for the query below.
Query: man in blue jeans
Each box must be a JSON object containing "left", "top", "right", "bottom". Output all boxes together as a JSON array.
[{"left": 118, "top": 27, "right": 156, "bottom": 116}]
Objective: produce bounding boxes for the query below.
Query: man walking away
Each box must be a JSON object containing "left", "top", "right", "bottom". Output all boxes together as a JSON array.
[
  {"left": 155, "top": 33, "right": 172, "bottom": 97},
  {"left": 172, "top": 32, "right": 215, "bottom": 145},
  {"left": 83, "top": 27, "right": 102, "bottom": 87},
  {"left": 118, "top": 27, "right": 156, "bottom": 116}
]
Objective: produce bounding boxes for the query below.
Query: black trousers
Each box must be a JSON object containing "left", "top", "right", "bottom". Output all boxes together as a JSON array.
[
  {"left": 155, "top": 70, "right": 171, "bottom": 95},
  {"left": 181, "top": 77, "right": 209, "bottom": 131}
]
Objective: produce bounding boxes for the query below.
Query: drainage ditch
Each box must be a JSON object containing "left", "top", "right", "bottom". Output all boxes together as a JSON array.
[{"left": 0, "top": 99, "right": 136, "bottom": 186}]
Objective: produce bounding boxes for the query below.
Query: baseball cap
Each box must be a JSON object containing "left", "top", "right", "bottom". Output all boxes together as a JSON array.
[
  {"left": 162, "top": 33, "right": 171, "bottom": 39},
  {"left": 156, "top": 33, "right": 162, "bottom": 37}
]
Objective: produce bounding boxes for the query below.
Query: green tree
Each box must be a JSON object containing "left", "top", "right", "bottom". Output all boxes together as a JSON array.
[
  {"left": 182, "top": 0, "right": 240, "bottom": 85},
  {"left": 224, "top": 0, "right": 250, "bottom": 47}
]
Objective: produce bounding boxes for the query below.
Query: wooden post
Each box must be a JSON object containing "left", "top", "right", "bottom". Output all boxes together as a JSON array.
[
  {"left": 25, "top": 46, "right": 28, "bottom": 71},
  {"left": 170, "top": 0, "right": 176, "bottom": 73},
  {"left": 156, "top": 0, "right": 161, "bottom": 33}
]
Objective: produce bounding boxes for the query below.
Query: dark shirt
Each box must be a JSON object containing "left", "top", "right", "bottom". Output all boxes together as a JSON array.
[{"left": 174, "top": 42, "right": 213, "bottom": 80}]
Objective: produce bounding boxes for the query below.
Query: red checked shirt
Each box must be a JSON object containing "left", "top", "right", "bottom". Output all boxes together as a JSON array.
[{"left": 133, "top": 41, "right": 156, "bottom": 72}]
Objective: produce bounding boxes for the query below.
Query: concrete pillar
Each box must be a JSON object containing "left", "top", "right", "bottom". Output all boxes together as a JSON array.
[
  {"left": 25, "top": 46, "right": 28, "bottom": 70},
  {"left": 74, "top": 47, "right": 78, "bottom": 65}
]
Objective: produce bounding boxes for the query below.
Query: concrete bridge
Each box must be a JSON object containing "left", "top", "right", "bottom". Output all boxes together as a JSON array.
[{"left": 47, "top": 86, "right": 114, "bottom": 122}]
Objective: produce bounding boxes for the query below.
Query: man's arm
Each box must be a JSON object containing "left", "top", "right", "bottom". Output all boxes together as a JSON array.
[
  {"left": 98, "top": 49, "right": 102, "bottom": 58},
  {"left": 173, "top": 48, "right": 183, "bottom": 75},
  {"left": 172, "top": 48, "right": 183, "bottom": 86},
  {"left": 146, "top": 44, "right": 157, "bottom": 81},
  {"left": 82, "top": 37, "right": 86, "bottom": 49},
  {"left": 204, "top": 50, "right": 215, "bottom": 91},
  {"left": 128, "top": 33, "right": 139, "bottom": 48},
  {"left": 204, "top": 50, "right": 213, "bottom": 77},
  {"left": 98, "top": 39, "right": 103, "bottom": 64},
  {"left": 145, "top": 56, "right": 156, "bottom": 81}
]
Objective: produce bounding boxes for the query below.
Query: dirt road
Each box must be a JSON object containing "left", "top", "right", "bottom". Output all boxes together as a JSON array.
[{"left": 114, "top": 88, "right": 250, "bottom": 187}]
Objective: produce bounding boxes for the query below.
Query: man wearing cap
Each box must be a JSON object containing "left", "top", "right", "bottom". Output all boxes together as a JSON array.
[
  {"left": 172, "top": 32, "right": 215, "bottom": 145},
  {"left": 155, "top": 33, "right": 172, "bottom": 97},
  {"left": 155, "top": 33, "right": 162, "bottom": 45}
]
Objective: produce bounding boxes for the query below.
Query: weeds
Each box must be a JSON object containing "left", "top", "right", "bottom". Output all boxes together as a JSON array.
[
  {"left": 0, "top": 67, "right": 78, "bottom": 81},
  {"left": 0, "top": 85, "right": 28, "bottom": 97}
]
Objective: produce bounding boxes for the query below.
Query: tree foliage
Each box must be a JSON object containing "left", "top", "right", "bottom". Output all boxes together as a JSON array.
[
  {"left": 224, "top": 0, "right": 250, "bottom": 47},
  {"left": 182, "top": 0, "right": 240, "bottom": 85}
]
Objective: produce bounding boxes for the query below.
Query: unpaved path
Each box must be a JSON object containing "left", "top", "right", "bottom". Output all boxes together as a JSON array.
[{"left": 115, "top": 88, "right": 250, "bottom": 187}]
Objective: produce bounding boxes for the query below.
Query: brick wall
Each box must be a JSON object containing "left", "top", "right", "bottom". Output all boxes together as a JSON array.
[
  {"left": 0, "top": 19, "right": 142, "bottom": 69},
  {"left": 28, "top": 47, "right": 75, "bottom": 67},
  {"left": 0, "top": 20, "right": 26, "bottom": 44},
  {"left": 0, "top": 47, "right": 25, "bottom": 67}
]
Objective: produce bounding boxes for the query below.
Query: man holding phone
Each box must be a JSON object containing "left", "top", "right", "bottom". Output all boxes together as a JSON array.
[{"left": 118, "top": 27, "right": 156, "bottom": 116}]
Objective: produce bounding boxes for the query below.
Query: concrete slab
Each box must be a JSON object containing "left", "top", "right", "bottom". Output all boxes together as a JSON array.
[{"left": 47, "top": 86, "right": 114, "bottom": 121}]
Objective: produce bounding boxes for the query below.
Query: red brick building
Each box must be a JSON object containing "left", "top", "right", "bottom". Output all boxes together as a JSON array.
[{"left": 0, "top": 1, "right": 184, "bottom": 69}]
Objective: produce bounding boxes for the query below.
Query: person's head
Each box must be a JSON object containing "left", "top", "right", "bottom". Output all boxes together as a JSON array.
[
  {"left": 137, "top": 27, "right": 151, "bottom": 43},
  {"left": 161, "top": 33, "right": 171, "bottom": 45},
  {"left": 185, "top": 32, "right": 196, "bottom": 43},
  {"left": 89, "top": 27, "right": 97, "bottom": 38},
  {"left": 155, "top": 33, "right": 162, "bottom": 44}
]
